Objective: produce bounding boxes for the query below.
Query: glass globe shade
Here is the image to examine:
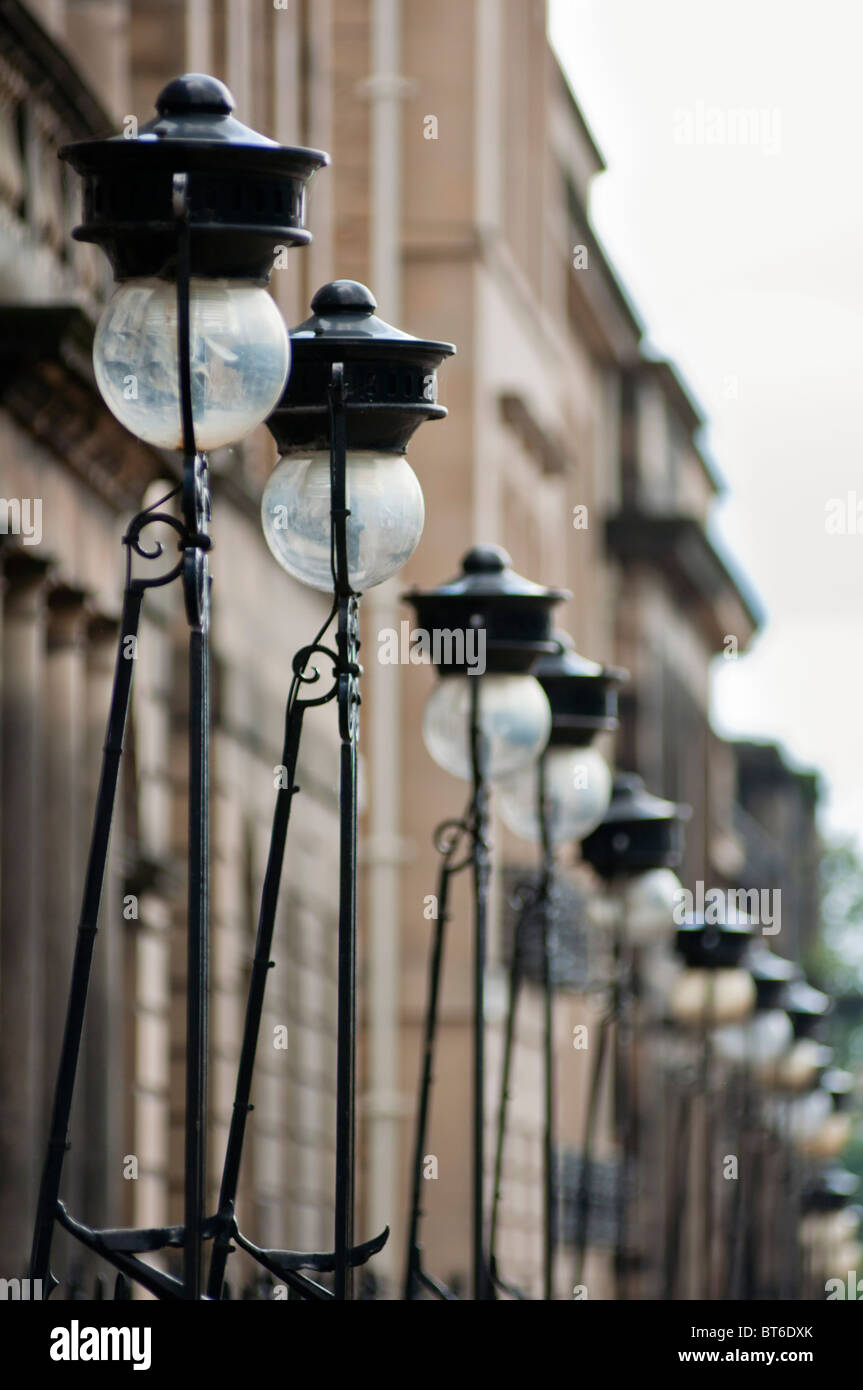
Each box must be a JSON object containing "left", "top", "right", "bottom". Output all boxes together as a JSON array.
[
  {"left": 830, "top": 1209, "right": 859, "bottom": 1244},
  {"left": 766, "top": 1038, "right": 825, "bottom": 1093},
  {"left": 422, "top": 674, "right": 551, "bottom": 783},
  {"left": 496, "top": 745, "right": 611, "bottom": 845},
  {"left": 669, "top": 966, "right": 756, "bottom": 1028},
  {"left": 713, "top": 1008, "right": 793, "bottom": 1066},
  {"left": 800, "top": 1214, "right": 857, "bottom": 1275},
  {"left": 803, "top": 1210, "right": 859, "bottom": 1276},
  {"left": 712, "top": 1022, "right": 746, "bottom": 1063},
  {"left": 800, "top": 1112, "right": 852, "bottom": 1162},
  {"left": 261, "top": 450, "right": 424, "bottom": 591},
  {"left": 620, "top": 869, "right": 683, "bottom": 946},
  {"left": 790, "top": 1089, "right": 832, "bottom": 1145},
  {"left": 829, "top": 1240, "right": 863, "bottom": 1278},
  {"left": 93, "top": 277, "right": 290, "bottom": 450}
]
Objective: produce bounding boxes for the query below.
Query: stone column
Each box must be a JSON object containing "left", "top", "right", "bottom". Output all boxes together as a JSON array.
[{"left": 0, "top": 551, "right": 50, "bottom": 1275}]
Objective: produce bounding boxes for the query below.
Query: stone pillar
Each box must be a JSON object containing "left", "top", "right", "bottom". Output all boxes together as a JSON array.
[{"left": 0, "top": 551, "right": 50, "bottom": 1275}]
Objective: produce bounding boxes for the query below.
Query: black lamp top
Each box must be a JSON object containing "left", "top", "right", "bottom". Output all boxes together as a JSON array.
[
  {"left": 782, "top": 978, "right": 832, "bottom": 1037},
  {"left": 415, "top": 546, "right": 569, "bottom": 603},
  {"left": 532, "top": 631, "right": 627, "bottom": 683},
  {"left": 675, "top": 913, "right": 752, "bottom": 970},
  {"left": 821, "top": 1068, "right": 855, "bottom": 1108},
  {"left": 289, "top": 279, "right": 455, "bottom": 360},
  {"left": 157, "top": 74, "right": 232, "bottom": 112},
  {"left": 403, "top": 547, "right": 569, "bottom": 676},
  {"left": 144, "top": 74, "right": 276, "bottom": 144},
  {"left": 532, "top": 632, "right": 627, "bottom": 745},
  {"left": 745, "top": 943, "right": 798, "bottom": 1011},
  {"left": 291, "top": 280, "right": 454, "bottom": 351},
  {"left": 579, "top": 772, "right": 689, "bottom": 877},
  {"left": 63, "top": 72, "right": 329, "bottom": 169},
  {"left": 299, "top": 280, "right": 388, "bottom": 334},
  {"left": 801, "top": 1167, "right": 858, "bottom": 1213},
  {"left": 60, "top": 72, "right": 329, "bottom": 281},
  {"left": 596, "top": 773, "right": 685, "bottom": 826},
  {"left": 267, "top": 280, "right": 455, "bottom": 455}
]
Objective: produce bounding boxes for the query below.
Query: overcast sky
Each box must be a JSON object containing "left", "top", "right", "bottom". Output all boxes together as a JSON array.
[{"left": 549, "top": 0, "right": 863, "bottom": 846}]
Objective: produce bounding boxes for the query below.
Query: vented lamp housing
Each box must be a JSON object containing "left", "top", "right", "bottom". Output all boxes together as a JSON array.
[
  {"left": 262, "top": 279, "right": 455, "bottom": 591},
  {"left": 405, "top": 546, "right": 568, "bottom": 782},
  {"left": 669, "top": 913, "right": 756, "bottom": 1028},
  {"left": 580, "top": 773, "right": 690, "bottom": 878}
]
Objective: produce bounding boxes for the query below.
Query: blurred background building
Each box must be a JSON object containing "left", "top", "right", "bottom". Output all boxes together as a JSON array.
[{"left": 0, "top": 0, "right": 828, "bottom": 1298}]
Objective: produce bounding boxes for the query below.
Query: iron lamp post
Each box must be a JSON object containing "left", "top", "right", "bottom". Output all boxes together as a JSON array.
[
  {"left": 489, "top": 633, "right": 625, "bottom": 1299},
  {"left": 402, "top": 545, "right": 567, "bottom": 1300},
  {"left": 29, "top": 72, "right": 328, "bottom": 1301},
  {"left": 665, "top": 915, "right": 755, "bottom": 1300},
  {"left": 574, "top": 774, "right": 689, "bottom": 1295},
  {"left": 712, "top": 945, "right": 797, "bottom": 1299},
  {"left": 205, "top": 280, "right": 453, "bottom": 1301}
]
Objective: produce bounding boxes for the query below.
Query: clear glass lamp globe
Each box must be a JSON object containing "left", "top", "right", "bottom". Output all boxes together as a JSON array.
[
  {"left": 669, "top": 966, "right": 756, "bottom": 1028},
  {"left": 713, "top": 1008, "right": 793, "bottom": 1065},
  {"left": 789, "top": 1088, "right": 833, "bottom": 1143},
  {"left": 620, "top": 868, "right": 683, "bottom": 946},
  {"left": 261, "top": 450, "right": 425, "bottom": 592},
  {"left": 761, "top": 1036, "right": 825, "bottom": 1092},
  {"left": 93, "top": 277, "right": 291, "bottom": 450},
  {"left": 497, "top": 745, "right": 611, "bottom": 845},
  {"left": 422, "top": 674, "right": 551, "bottom": 782}
]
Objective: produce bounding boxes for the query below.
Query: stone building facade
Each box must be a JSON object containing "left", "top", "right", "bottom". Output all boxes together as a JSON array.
[{"left": 0, "top": 0, "right": 802, "bottom": 1299}]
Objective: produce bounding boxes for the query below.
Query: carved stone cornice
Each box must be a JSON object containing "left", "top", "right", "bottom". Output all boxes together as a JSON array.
[
  {"left": 0, "top": 0, "right": 112, "bottom": 142},
  {"left": 605, "top": 509, "right": 762, "bottom": 653}
]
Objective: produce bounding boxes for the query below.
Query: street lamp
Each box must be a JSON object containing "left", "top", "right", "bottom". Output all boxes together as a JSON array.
[
  {"left": 488, "top": 632, "right": 625, "bottom": 1299},
  {"left": 496, "top": 634, "right": 622, "bottom": 843},
  {"left": 665, "top": 915, "right": 755, "bottom": 1299},
  {"left": 669, "top": 916, "right": 757, "bottom": 1029},
  {"left": 767, "top": 980, "right": 832, "bottom": 1091},
  {"left": 262, "top": 279, "right": 452, "bottom": 590},
  {"left": 755, "top": 977, "right": 832, "bottom": 1299},
  {"left": 790, "top": 1077, "right": 853, "bottom": 1160},
  {"left": 403, "top": 546, "right": 566, "bottom": 1300},
  {"left": 798, "top": 1069, "right": 856, "bottom": 1161},
  {"left": 204, "top": 280, "right": 453, "bottom": 1301},
  {"left": 799, "top": 1168, "right": 859, "bottom": 1295},
  {"left": 581, "top": 772, "right": 688, "bottom": 879},
  {"left": 573, "top": 773, "right": 689, "bottom": 1294},
  {"left": 795, "top": 1074, "right": 859, "bottom": 1293},
  {"left": 713, "top": 944, "right": 796, "bottom": 1067},
  {"left": 29, "top": 73, "right": 328, "bottom": 1302},
  {"left": 712, "top": 944, "right": 797, "bottom": 1299}
]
